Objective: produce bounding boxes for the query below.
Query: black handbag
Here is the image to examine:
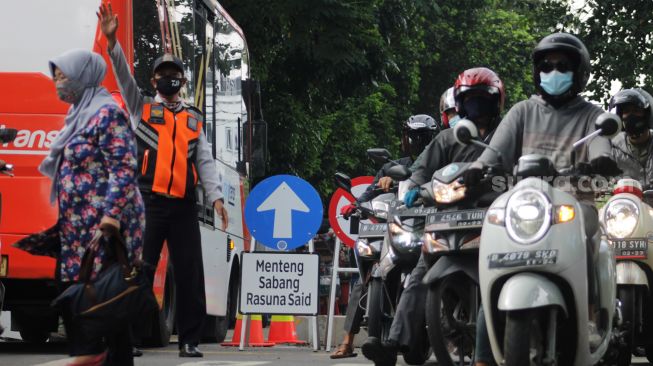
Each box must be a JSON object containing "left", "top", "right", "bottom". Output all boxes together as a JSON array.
[{"left": 52, "top": 230, "right": 158, "bottom": 336}]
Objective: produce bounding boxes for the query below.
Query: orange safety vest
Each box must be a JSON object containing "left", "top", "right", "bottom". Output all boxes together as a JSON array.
[{"left": 134, "top": 103, "right": 202, "bottom": 199}]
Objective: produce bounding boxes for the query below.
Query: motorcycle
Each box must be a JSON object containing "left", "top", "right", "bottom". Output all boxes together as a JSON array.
[
  {"left": 0, "top": 127, "right": 18, "bottom": 335},
  {"left": 600, "top": 178, "right": 653, "bottom": 365},
  {"left": 408, "top": 160, "right": 501, "bottom": 366},
  {"left": 454, "top": 114, "right": 621, "bottom": 366},
  {"left": 364, "top": 149, "right": 432, "bottom": 365}
]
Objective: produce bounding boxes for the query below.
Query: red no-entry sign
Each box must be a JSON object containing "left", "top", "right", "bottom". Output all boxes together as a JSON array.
[{"left": 328, "top": 176, "right": 375, "bottom": 248}]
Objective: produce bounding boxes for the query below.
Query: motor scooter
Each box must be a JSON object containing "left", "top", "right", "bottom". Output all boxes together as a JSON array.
[
  {"left": 0, "top": 127, "right": 18, "bottom": 335},
  {"left": 600, "top": 178, "right": 653, "bottom": 365},
  {"left": 455, "top": 115, "right": 621, "bottom": 366}
]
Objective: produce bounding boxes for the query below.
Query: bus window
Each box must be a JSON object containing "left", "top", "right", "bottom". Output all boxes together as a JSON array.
[
  {"left": 215, "top": 12, "right": 245, "bottom": 167},
  {"left": 132, "top": 0, "right": 163, "bottom": 96}
]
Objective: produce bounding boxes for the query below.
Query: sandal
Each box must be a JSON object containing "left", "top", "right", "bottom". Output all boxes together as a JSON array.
[{"left": 330, "top": 343, "right": 357, "bottom": 359}]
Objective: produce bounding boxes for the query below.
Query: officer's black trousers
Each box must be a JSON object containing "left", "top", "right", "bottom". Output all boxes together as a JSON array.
[{"left": 142, "top": 193, "right": 206, "bottom": 348}]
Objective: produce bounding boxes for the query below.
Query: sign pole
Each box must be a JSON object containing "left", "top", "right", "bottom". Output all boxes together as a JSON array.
[
  {"left": 239, "top": 236, "right": 256, "bottom": 351},
  {"left": 308, "top": 239, "right": 319, "bottom": 351}
]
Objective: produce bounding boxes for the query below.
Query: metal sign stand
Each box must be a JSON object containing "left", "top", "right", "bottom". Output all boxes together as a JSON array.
[
  {"left": 239, "top": 237, "right": 320, "bottom": 351},
  {"left": 325, "top": 237, "right": 359, "bottom": 352}
]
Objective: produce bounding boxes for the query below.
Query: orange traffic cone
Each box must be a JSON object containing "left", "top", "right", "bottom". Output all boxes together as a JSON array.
[
  {"left": 221, "top": 313, "right": 274, "bottom": 347},
  {"left": 266, "top": 315, "right": 307, "bottom": 345}
]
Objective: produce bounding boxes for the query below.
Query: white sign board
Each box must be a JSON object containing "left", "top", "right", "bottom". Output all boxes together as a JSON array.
[{"left": 239, "top": 252, "right": 319, "bottom": 315}]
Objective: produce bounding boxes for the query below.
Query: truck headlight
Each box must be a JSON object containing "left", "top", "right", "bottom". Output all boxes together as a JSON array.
[
  {"left": 433, "top": 180, "right": 466, "bottom": 204},
  {"left": 604, "top": 199, "right": 639, "bottom": 238},
  {"left": 506, "top": 189, "right": 551, "bottom": 244},
  {"left": 389, "top": 223, "right": 423, "bottom": 249}
]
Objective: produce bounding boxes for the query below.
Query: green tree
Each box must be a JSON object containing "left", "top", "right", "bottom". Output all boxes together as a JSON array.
[{"left": 577, "top": 0, "right": 653, "bottom": 105}]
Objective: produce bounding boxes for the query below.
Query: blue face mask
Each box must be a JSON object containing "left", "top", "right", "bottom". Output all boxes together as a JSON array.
[
  {"left": 448, "top": 115, "right": 461, "bottom": 128},
  {"left": 539, "top": 70, "right": 573, "bottom": 96}
]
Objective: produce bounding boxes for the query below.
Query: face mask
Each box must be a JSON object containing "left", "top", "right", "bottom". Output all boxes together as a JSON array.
[
  {"left": 156, "top": 77, "right": 183, "bottom": 96},
  {"left": 623, "top": 115, "right": 649, "bottom": 136},
  {"left": 463, "top": 97, "right": 496, "bottom": 122},
  {"left": 56, "top": 79, "right": 85, "bottom": 104},
  {"left": 539, "top": 70, "right": 573, "bottom": 96},
  {"left": 448, "top": 115, "right": 461, "bottom": 128}
]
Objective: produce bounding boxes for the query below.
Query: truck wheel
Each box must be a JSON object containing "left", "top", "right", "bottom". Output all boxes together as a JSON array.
[{"left": 141, "top": 264, "right": 176, "bottom": 347}]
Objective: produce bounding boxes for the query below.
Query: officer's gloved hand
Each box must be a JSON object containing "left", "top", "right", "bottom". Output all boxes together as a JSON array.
[
  {"left": 404, "top": 188, "right": 420, "bottom": 208},
  {"left": 462, "top": 161, "right": 485, "bottom": 187},
  {"left": 340, "top": 204, "right": 357, "bottom": 219},
  {"left": 590, "top": 155, "right": 622, "bottom": 176}
]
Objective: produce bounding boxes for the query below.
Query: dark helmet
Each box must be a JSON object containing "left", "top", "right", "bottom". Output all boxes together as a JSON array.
[
  {"left": 453, "top": 67, "right": 505, "bottom": 122},
  {"left": 532, "top": 32, "right": 591, "bottom": 95},
  {"left": 401, "top": 114, "right": 439, "bottom": 157},
  {"left": 609, "top": 88, "right": 653, "bottom": 131},
  {"left": 439, "top": 87, "right": 456, "bottom": 128}
]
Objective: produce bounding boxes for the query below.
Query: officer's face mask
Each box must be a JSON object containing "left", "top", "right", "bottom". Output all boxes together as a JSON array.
[
  {"left": 155, "top": 76, "right": 183, "bottom": 97},
  {"left": 623, "top": 114, "right": 649, "bottom": 137},
  {"left": 539, "top": 70, "right": 573, "bottom": 96},
  {"left": 56, "top": 79, "right": 86, "bottom": 104},
  {"left": 448, "top": 115, "right": 461, "bottom": 128}
]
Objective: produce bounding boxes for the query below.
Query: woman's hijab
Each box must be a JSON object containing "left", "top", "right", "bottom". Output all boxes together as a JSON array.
[{"left": 39, "top": 49, "right": 118, "bottom": 202}]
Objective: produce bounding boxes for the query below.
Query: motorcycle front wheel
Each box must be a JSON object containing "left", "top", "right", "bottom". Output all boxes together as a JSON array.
[
  {"left": 426, "top": 273, "right": 477, "bottom": 366},
  {"left": 504, "top": 308, "right": 551, "bottom": 366}
]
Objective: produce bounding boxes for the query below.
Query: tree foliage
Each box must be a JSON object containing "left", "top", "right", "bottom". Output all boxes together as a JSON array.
[
  {"left": 577, "top": 0, "right": 653, "bottom": 105},
  {"left": 219, "top": 0, "right": 572, "bottom": 200}
]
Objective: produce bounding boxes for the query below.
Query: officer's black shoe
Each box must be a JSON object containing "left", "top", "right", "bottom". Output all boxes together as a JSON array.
[
  {"left": 132, "top": 347, "right": 143, "bottom": 357},
  {"left": 361, "top": 337, "right": 397, "bottom": 366},
  {"left": 179, "top": 344, "right": 203, "bottom": 357}
]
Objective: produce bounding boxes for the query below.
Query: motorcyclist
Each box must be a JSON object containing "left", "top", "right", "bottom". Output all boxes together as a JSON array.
[
  {"left": 608, "top": 88, "right": 653, "bottom": 190},
  {"left": 465, "top": 33, "right": 619, "bottom": 366},
  {"left": 361, "top": 67, "right": 505, "bottom": 366},
  {"left": 330, "top": 114, "right": 437, "bottom": 359},
  {"left": 440, "top": 86, "right": 461, "bottom": 129}
]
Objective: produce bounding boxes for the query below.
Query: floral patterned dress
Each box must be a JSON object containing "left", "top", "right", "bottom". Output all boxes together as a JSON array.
[{"left": 15, "top": 105, "right": 145, "bottom": 282}]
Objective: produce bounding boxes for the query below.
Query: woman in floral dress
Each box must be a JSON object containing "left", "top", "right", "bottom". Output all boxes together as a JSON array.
[{"left": 14, "top": 49, "right": 144, "bottom": 366}]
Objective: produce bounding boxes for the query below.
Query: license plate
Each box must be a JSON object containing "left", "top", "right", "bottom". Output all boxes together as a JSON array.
[
  {"left": 488, "top": 249, "right": 558, "bottom": 269},
  {"left": 609, "top": 238, "right": 648, "bottom": 259},
  {"left": 0, "top": 255, "right": 7, "bottom": 277},
  {"left": 358, "top": 223, "right": 387, "bottom": 237},
  {"left": 426, "top": 209, "right": 486, "bottom": 231},
  {"left": 391, "top": 205, "right": 439, "bottom": 217}
]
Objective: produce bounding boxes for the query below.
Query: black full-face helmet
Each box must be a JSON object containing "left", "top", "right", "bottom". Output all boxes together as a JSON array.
[
  {"left": 609, "top": 88, "right": 653, "bottom": 134},
  {"left": 532, "top": 32, "right": 591, "bottom": 96},
  {"left": 401, "top": 114, "right": 439, "bottom": 157}
]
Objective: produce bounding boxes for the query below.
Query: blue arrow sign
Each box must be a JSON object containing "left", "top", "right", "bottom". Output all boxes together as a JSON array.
[{"left": 245, "top": 175, "right": 323, "bottom": 250}]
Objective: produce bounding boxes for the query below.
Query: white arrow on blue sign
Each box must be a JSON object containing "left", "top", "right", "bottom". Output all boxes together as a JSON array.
[{"left": 244, "top": 175, "right": 323, "bottom": 250}]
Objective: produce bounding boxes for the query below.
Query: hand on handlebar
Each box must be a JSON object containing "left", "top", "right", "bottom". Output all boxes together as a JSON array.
[
  {"left": 461, "top": 161, "right": 485, "bottom": 187},
  {"left": 378, "top": 176, "right": 394, "bottom": 192},
  {"left": 340, "top": 204, "right": 357, "bottom": 219}
]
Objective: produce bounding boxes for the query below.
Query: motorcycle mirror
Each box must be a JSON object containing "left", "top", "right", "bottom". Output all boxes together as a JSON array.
[
  {"left": 0, "top": 128, "right": 17, "bottom": 144},
  {"left": 453, "top": 119, "right": 479, "bottom": 145},
  {"left": 386, "top": 165, "right": 411, "bottom": 181},
  {"left": 595, "top": 112, "right": 620, "bottom": 139},
  {"left": 367, "top": 148, "right": 392, "bottom": 164},
  {"left": 334, "top": 172, "right": 352, "bottom": 193}
]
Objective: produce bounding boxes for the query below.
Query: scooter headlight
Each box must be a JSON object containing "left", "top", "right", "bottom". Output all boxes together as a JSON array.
[
  {"left": 506, "top": 189, "right": 551, "bottom": 244},
  {"left": 432, "top": 179, "right": 466, "bottom": 204},
  {"left": 355, "top": 238, "right": 381, "bottom": 257},
  {"left": 372, "top": 201, "right": 390, "bottom": 219},
  {"left": 604, "top": 199, "right": 639, "bottom": 238},
  {"left": 389, "top": 223, "right": 423, "bottom": 249}
]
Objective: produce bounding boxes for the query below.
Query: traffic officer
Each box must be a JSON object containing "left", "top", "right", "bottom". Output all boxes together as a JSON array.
[{"left": 99, "top": 4, "right": 228, "bottom": 358}]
